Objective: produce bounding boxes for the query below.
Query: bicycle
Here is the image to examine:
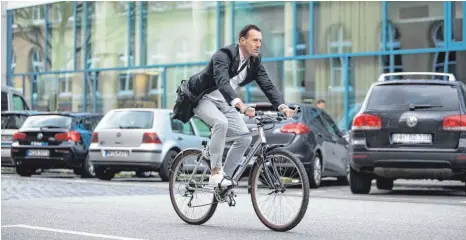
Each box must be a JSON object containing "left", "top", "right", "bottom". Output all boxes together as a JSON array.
[{"left": 168, "top": 110, "right": 310, "bottom": 232}]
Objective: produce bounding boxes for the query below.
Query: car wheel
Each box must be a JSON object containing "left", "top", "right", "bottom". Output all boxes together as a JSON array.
[
  {"left": 135, "top": 170, "right": 151, "bottom": 178},
  {"left": 376, "top": 178, "right": 394, "bottom": 190},
  {"left": 79, "top": 155, "right": 95, "bottom": 178},
  {"left": 16, "top": 166, "right": 33, "bottom": 177},
  {"left": 95, "top": 167, "right": 115, "bottom": 181},
  {"left": 308, "top": 154, "right": 322, "bottom": 188},
  {"left": 159, "top": 150, "right": 179, "bottom": 182},
  {"left": 350, "top": 167, "right": 372, "bottom": 194}
]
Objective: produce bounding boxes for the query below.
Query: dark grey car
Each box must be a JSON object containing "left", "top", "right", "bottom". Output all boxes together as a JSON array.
[{"left": 224, "top": 103, "right": 349, "bottom": 188}]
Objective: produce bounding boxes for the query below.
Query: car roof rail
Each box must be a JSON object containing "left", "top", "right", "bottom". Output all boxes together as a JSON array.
[{"left": 377, "top": 72, "right": 456, "bottom": 82}]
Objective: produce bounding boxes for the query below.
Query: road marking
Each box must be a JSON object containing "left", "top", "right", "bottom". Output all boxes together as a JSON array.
[
  {"left": 461, "top": 201, "right": 466, "bottom": 204},
  {"left": 1, "top": 225, "right": 20, "bottom": 228},
  {"left": 1, "top": 224, "right": 148, "bottom": 240}
]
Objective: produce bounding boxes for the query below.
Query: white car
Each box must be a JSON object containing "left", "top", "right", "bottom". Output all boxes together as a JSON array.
[{"left": 88, "top": 108, "right": 211, "bottom": 181}]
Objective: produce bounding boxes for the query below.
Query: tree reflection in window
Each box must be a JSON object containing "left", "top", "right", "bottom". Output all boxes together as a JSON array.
[
  {"left": 29, "top": 47, "right": 42, "bottom": 105},
  {"left": 430, "top": 21, "right": 456, "bottom": 80},
  {"left": 379, "top": 20, "right": 403, "bottom": 80}
]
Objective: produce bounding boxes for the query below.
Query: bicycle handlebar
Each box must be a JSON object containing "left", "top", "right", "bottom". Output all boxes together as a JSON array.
[{"left": 255, "top": 110, "right": 285, "bottom": 118}]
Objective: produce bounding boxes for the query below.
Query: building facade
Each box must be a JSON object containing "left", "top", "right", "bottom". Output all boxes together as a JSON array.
[{"left": 4, "top": 1, "right": 466, "bottom": 130}]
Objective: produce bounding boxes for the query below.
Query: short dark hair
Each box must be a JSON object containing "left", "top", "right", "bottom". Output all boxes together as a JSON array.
[
  {"left": 238, "top": 24, "right": 261, "bottom": 42},
  {"left": 316, "top": 99, "right": 325, "bottom": 104}
]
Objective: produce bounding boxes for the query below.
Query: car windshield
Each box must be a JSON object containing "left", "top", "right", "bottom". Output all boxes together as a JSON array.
[
  {"left": 367, "top": 84, "right": 460, "bottom": 111},
  {"left": 21, "top": 115, "right": 73, "bottom": 129},
  {"left": 97, "top": 110, "right": 154, "bottom": 129},
  {"left": 1, "top": 114, "right": 28, "bottom": 129}
]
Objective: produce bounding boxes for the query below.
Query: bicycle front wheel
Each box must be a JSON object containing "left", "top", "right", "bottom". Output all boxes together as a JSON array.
[
  {"left": 250, "top": 148, "right": 310, "bottom": 232},
  {"left": 169, "top": 149, "right": 218, "bottom": 225}
]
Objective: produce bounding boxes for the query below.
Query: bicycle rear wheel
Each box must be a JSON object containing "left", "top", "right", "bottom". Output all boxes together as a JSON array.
[
  {"left": 169, "top": 149, "right": 218, "bottom": 225},
  {"left": 250, "top": 148, "right": 310, "bottom": 232}
]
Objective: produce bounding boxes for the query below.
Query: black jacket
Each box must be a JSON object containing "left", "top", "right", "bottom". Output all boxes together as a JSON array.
[{"left": 186, "top": 44, "right": 285, "bottom": 110}]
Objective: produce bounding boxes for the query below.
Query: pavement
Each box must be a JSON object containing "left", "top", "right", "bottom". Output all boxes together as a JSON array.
[{"left": 1, "top": 170, "right": 466, "bottom": 240}]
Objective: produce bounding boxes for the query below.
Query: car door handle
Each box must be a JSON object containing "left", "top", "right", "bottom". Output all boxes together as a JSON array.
[{"left": 177, "top": 136, "right": 183, "bottom": 141}]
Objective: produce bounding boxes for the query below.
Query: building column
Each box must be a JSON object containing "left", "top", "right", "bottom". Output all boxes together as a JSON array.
[
  {"left": 283, "top": 2, "right": 302, "bottom": 104},
  {"left": 95, "top": 1, "right": 119, "bottom": 113},
  {"left": 134, "top": 2, "right": 142, "bottom": 66},
  {"left": 192, "top": 1, "right": 206, "bottom": 62},
  {"left": 224, "top": 2, "right": 233, "bottom": 45}
]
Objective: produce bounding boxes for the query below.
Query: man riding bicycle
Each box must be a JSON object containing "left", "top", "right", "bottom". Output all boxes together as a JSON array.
[{"left": 174, "top": 24, "right": 296, "bottom": 188}]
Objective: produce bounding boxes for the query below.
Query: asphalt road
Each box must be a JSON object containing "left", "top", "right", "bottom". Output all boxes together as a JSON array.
[{"left": 1, "top": 172, "right": 465, "bottom": 240}]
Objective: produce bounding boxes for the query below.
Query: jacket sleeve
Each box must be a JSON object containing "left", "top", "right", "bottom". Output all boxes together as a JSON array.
[
  {"left": 255, "top": 61, "right": 286, "bottom": 110},
  {"left": 212, "top": 51, "right": 237, "bottom": 104}
]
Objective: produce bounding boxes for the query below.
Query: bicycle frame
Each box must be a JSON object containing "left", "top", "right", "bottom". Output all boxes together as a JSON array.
[{"left": 184, "top": 114, "right": 286, "bottom": 193}]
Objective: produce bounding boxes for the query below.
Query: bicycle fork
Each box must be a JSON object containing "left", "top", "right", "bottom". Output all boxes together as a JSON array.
[{"left": 260, "top": 156, "right": 286, "bottom": 192}]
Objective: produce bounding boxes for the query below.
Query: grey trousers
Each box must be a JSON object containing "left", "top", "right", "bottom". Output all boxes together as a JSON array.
[{"left": 193, "top": 97, "right": 252, "bottom": 177}]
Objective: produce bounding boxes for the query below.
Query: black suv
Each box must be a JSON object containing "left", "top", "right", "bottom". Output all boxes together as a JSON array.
[{"left": 349, "top": 72, "right": 466, "bottom": 194}]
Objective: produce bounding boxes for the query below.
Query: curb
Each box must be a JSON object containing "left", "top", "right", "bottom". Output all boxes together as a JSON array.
[{"left": 1, "top": 167, "right": 147, "bottom": 178}]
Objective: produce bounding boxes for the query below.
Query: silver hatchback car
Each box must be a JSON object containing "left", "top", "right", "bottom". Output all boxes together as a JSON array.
[{"left": 88, "top": 108, "right": 211, "bottom": 181}]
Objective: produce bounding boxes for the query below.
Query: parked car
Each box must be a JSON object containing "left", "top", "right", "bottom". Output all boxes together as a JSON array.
[
  {"left": 88, "top": 108, "right": 211, "bottom": 181},
  {"left": 1, "top": 111, "right": 39, "bottom": 167},
  {"left": 349, "top": 72, "right": 466, "bottom": 194},
  {"left": 1, "top": 85, "right": 30, "bottom": 111},
  {"left": 227, "top": 102, "right": 349, "bottom": 188},
  {"left": 10, "top": 112, "right": 103, "bottom": 178}
]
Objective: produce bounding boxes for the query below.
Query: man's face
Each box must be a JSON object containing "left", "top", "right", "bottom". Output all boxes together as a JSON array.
[
  {"left": 317, "top": 102, "right": 325, "bottom": 109},
  {"left": 240, "top": 29, "right": 262, "bottom": 57}
]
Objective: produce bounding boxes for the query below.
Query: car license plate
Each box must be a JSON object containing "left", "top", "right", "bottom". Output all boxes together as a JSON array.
[
  {"left": 27, "top": 149, "right": 50, "bottom": 157},
  {"left": 392, "top": 133, "right": 432, "bottom": 144},
  {"left": 103, "top": 150, "right": 130, "bottom": 157}
]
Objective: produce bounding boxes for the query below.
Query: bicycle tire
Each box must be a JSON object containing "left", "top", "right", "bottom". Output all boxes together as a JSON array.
[
  {"left": 250, "top": 148, "right": 310, "bottom": 232},
  {"left": 169, "top": 149, "right": 218, "bottom": 225}
]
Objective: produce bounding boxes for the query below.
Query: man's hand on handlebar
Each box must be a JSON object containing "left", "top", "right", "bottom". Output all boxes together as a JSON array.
[
  {"left": 243, "top": 107, "right": 256, "bottom": 118},
  {"left": 281, "top": 107, "right": 297, "bottom": 118},
  {"left": 235, "top": 100, "right": 256, "bottom": 118}
]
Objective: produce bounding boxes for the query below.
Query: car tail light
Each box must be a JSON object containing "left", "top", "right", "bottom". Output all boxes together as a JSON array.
[
  {"left": 91, "top": 132, "right": 99, "bottom": 143},
  {"left": 142, "top": 132, "right": 162, "bottom": 144},
  {"left": 352, "top": 114, "right": 382, "bottom": 130},
  {"left": 442, "top": 114, "right": 466, "bottom": 131},
  {"left": 55, "top": 131, "right": 81, "bottom": 143},
  {"left": 12, "top": 132, "right": 26, "bottom": 141},
  {"left": 280, "top": 123, "right": 310, "bottom": 135}
]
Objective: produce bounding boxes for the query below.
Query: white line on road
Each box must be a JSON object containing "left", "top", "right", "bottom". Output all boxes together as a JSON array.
[
  {"left": 1, "top": 224, "right": 148, "bottom": 240},
  {"left": 461, "top": 201, "right": 466, "bottom": 204}
]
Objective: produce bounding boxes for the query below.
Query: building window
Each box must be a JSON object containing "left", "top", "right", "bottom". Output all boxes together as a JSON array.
[
  {"left": 175, "top": 38, "right": 193, "bottom": 61},
  {"left": 326, "top": 24, "right": 352, "bottom": 91},
  {"left": 149, "top": 39, "right": 166, "bottom": 64},
  {"left": 379, "top": 20, "right": 403, "bottom": 79},
  {"left": 117, "top": 53, "right": 135, "bottom": 97},
  {"left": 59, "top": 52, "right": 73, "bottom": 97},
  {"left": 430, "top": 21, "right": 456, "bottom": 79},
  {"left": 32, "top": 5, "right": 45, "bottom": 24},
  {"left": 203, "top": 34, "right": 216, "bottom": 58},
  {"left": 148, "top": 70, "right": 163, "bottom": 95}
]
